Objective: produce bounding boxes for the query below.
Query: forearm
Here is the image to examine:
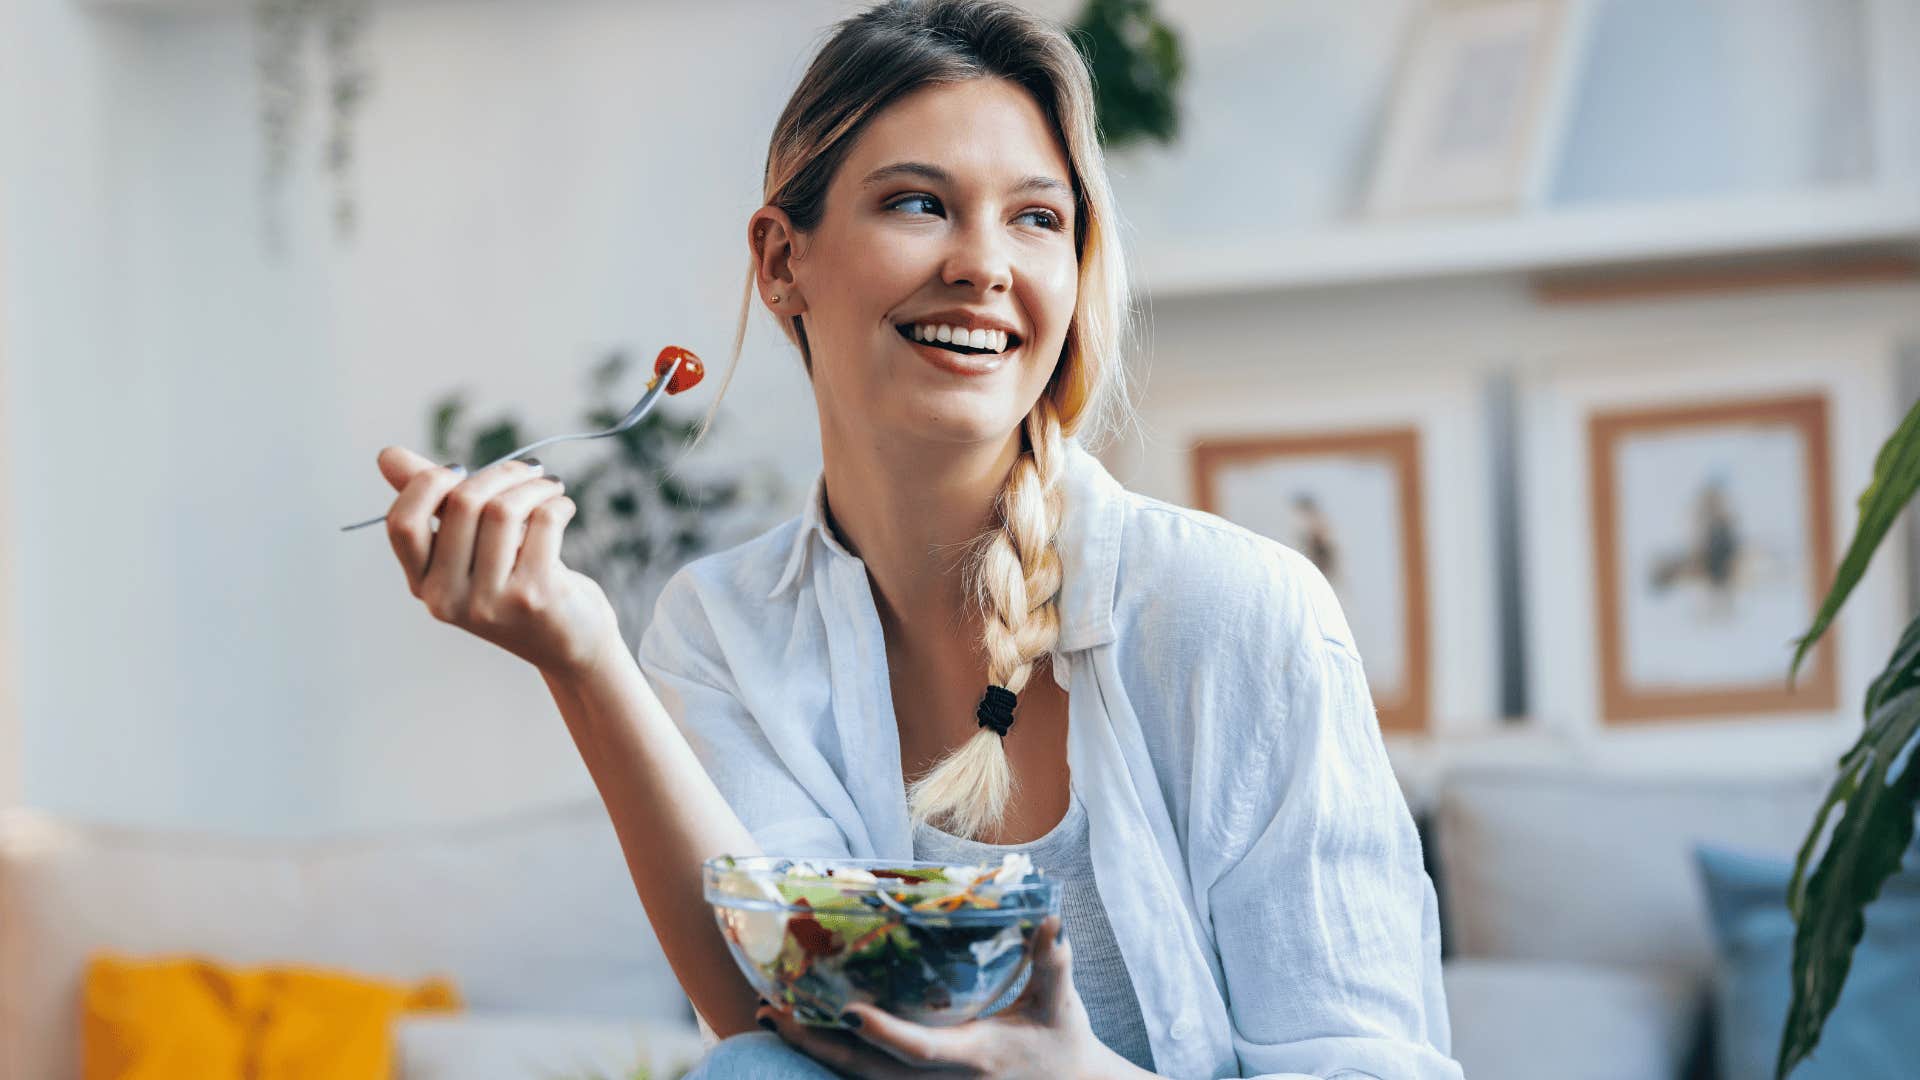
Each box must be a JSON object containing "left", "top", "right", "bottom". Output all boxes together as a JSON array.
[
  {"left": 541, "top": 639, "right": 763, "bottom": 1038},
  {"left": 1079, "top": 1043, "right": 1160, "bottom": 1080}
]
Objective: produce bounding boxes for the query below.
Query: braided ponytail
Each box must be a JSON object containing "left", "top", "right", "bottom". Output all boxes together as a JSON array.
[{"left": 906, "top": 400, "right": 1067, "bottom": 839}]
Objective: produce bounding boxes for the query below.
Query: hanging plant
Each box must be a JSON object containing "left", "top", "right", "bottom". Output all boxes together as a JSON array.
[
  {"left": 1068, "top": 0, "right": 1186, "bottom": 149},
  {"left": 252, "top": 0, "right": 375, "bottom": 249}
]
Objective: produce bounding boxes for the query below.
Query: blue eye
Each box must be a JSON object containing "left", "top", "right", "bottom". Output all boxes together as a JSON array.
[
  {"left": 1021, "top": 208, "right": 1065, "bottom": 231},
  {"left": 888, "top": 194, "right": 941, "bottom": 216}
]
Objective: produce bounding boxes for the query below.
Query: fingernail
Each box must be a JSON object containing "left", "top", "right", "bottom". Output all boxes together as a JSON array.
[
  {"left": 757, "top": 1016, "right": 778, "bottom": 1032},
  {"left": 842, "top": 1010, "right": 863, "bottom": 1029},
  {"left": 757, "top": 997, "right": 770, "bottom": 1008},
  {"left": 444, "top": 464, "right": 467, "bottom": 477},
  {"left": 1056, "top": 925, "right": 1068, "bottom": 946}
]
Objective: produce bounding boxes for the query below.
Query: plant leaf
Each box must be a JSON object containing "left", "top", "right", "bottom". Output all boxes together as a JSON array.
[
  {"left": 470, "top": 419, "right": 523, "bottom": 468},
  {"left": 427, "top": 394, "right": 466, "bottom": 460},
  {"left": 1778, "top": 613, "right": 1920, "bottom": 1078},
  {"left": 1790, "top": 397, "right": 1920, "bottom": 681}
]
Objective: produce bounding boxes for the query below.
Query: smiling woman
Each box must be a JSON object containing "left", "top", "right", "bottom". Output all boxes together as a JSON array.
[{"left": 371, "top": 1, "right": 1460, "bottom": 1078}]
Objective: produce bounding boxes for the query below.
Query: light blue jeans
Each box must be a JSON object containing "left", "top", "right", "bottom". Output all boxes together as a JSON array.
[{"left": 682, "top": 1030, "right": 847, "bottom": 1079}]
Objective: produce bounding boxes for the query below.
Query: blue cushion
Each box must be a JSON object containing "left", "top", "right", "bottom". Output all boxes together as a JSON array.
[{"left": 1693, "top": 840, "right": 1920, "bottom": 1079}]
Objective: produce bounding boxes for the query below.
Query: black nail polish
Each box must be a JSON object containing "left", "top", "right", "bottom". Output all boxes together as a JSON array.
[
  {"left": 757, "top": 997, "right": 770, "bottom": 1007},
  {"left": 522, "top": 457, "right": 541, "bottom": 468},
  {"left": 1056, "top": 925, "right": 1068, "bottom": 947},
  {"left": 842, "top": 1011, "right": 863, "bottom": 1029},
  {"left": 757, "top": 1016, "right": 778, "bottom": 1032}
]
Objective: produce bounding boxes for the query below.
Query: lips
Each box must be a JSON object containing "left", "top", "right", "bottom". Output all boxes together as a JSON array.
[{"left": 898, "top": 325, "right": 1016, "bottom": 376}]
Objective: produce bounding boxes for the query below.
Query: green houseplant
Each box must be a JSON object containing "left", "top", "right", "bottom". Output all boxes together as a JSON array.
[
  {"left": 1068, "top": 0, "right": 1185, "bottom": 149},
  {"left": 427, "top": 348, "right": 779, "bottom": 645},
  {"left": 1777, "top": 395, "right": 1920, "bottom": 1078}
]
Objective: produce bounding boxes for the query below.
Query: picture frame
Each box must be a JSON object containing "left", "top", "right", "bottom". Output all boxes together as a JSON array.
[
  {"left": 1586, "top": 394, "right": 1839, "bottom": 724},
  {"left": 1362, "top": 0, "right": 1585, "bottom": 218},
  {"left": 1518, "top": 329, "right": 1909, "bottom": 751},
  {"left": 1109, "top": 362, "right": 1503, "bottom": 744},
  {"left": 1191, "top": 428, "right": 1432, "bottom": 734}
]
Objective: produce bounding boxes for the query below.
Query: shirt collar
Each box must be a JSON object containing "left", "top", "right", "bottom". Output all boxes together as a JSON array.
[{"left": 766, "top": 437, "right": 1124, "bottom": 652}]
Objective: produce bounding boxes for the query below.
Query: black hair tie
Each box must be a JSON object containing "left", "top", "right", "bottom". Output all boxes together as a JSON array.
[{"left": 975, "top": 684, "right": 1018, "bottom": 737}]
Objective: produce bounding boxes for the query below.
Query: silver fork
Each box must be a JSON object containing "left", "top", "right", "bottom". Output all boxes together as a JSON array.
[{"left": 339, "top": 353, "right": 685, "bottom": 532}]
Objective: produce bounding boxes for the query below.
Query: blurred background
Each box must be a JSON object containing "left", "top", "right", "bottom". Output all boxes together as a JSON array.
[{"left": 1, "top": 1, "right": 1916, "bottom": 1078}]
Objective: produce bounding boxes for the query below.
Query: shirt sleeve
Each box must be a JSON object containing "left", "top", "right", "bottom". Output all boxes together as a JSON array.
[
  {"left": 1205, "top": 554, "right": 1462, "bottom": 1080},
  {"left": 635, "top": 569, "right": 852, "bottom": 859}
]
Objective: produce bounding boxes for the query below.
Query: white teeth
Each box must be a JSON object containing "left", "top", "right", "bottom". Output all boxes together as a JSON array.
[{"left": 904, "top": 323, "right": 1013, "bottom": 353}]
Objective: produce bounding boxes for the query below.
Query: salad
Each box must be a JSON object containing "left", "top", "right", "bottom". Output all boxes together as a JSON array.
[{"left": 703, "top": 853, "right": 1059, "bottom": 1028}]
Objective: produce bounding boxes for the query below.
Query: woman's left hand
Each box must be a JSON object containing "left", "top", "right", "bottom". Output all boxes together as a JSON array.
[{"left": 755, "top": 914, "right": 1147, "bottom": 1079}]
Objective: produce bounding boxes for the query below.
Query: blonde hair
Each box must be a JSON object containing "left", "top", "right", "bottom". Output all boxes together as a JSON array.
[{"left": 698, "top": 0, "right": 1134, "bottom": 840}]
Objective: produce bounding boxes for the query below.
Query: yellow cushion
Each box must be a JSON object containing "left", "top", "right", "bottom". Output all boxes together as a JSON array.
[{"left": 82, "top": 954, "right": 461, "bottom": 1080}]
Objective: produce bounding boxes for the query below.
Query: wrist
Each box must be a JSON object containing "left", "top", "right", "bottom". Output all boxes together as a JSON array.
[{"left": 544, "top": 627, "right": 630, "bottom": 689}]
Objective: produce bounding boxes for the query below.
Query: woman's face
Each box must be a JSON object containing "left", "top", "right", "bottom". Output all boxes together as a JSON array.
[{"left": 757, "top": 78, "right": 1080, "bottom": 451}]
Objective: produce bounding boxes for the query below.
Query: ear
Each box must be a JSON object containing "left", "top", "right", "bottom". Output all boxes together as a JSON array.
[{"left": 749, "top": 207, "right": 806, "bottom": 318}]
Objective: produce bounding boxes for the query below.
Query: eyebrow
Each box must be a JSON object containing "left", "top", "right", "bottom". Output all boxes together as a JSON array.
[{"left": 858, "top": 161, "right": 1074, "bottom": 201}]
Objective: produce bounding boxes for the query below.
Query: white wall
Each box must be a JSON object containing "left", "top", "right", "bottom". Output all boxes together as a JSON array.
[{"left": 5, "top": 0, "right": 1915, "bottom": 836}]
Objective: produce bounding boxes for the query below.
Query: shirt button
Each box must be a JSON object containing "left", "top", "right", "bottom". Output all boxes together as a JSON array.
[{"left": 1169, "top": 1014, "right": 1194, "bottom": 1040}]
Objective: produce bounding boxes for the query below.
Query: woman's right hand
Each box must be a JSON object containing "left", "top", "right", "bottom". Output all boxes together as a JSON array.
[{"left": 377, "top": 445, "right": 623, "bottom": 680}]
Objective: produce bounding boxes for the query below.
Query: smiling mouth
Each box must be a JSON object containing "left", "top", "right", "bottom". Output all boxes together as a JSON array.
[{"left": 894, "top": 324, "right": 1019, "bottom": 356}]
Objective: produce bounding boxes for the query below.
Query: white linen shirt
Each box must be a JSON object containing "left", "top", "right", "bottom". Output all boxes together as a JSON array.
[{"left": 636, "top": 438, "right": 1462, "bottom": 1080}]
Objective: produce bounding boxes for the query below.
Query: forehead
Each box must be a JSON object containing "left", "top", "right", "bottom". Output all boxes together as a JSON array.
[{"left": 837, "top": 78, "right": 1073, "bottom": 193}]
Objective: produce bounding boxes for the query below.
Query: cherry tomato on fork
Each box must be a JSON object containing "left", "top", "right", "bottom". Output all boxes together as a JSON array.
[{"left": 652, "top": 345, "right": 705, "bottom": 394}]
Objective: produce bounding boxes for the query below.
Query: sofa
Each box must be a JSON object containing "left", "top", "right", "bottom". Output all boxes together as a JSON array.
[
  {"left": 0, "top": 761, "right": 1835, "bottom": 1079},
  {"left": 1428, "top": 763, "right": 1831, "bottom": 1080},
  {"left": 0, "top": 802, "right": 709, "bottom": 1080}
]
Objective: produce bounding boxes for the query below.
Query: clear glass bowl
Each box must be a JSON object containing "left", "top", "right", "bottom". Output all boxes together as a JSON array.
[{"left": 703, "top": 854, "right": 1060, "bottom": 1028}]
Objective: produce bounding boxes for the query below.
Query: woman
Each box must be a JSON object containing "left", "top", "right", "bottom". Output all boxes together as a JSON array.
[{"left": 374, "top": 2, "right": 1460, "bottom": 1077}]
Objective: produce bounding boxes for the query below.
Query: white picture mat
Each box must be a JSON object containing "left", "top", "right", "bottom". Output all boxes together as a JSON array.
[
  {"left": 1615, "top": 423, "right": 1816, "bottom": 690},
  {"left": 1365, "top": 0, "right": 1570, "bottom": 216},
  {"left": 1517, "top": 329, "right": 1907, "bottom": 768},
  {"left": 1112, "top": 365, "right": 1501, "bottom": 737},
  {"left": 1211, "top": 453, "right": 1412, "bottom": 701}
]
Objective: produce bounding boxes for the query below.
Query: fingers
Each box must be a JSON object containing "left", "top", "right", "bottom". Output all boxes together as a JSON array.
[
  {"left": 385, "top": 461, "right": 468, "bottom": 594},
  {"left": 1013, "top": 915, "right": 1072, "bottom": 1011},
  {"left": 755, "top": 1005, "right": 911, "bottom": 1079},
  {"left": 839, "top": 1002, "right": 981, "bottom": 1070},
  {"left": 376, "top": 445, "right": 440, "bottom": 493},
  {"left": 471, "top": 474, "right": 567, "bottom": 596},
  {"left": 511, "top": 487, "right": 579, "bottom": 583},
  {"left": 419, "top": 460, "right": 544, "bottom": 615}
]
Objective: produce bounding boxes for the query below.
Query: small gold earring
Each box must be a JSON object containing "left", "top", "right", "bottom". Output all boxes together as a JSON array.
[{"left": 769, "top": 293, "right": 781, "bottom": 303}]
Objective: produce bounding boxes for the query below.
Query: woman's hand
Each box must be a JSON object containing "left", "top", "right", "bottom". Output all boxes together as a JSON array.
[
  {"left": 377, "top": 445, "right": 622, "bottom": 680},
  {"left": 755, "top": 915, "right": 1151, "bottom": 1079}
]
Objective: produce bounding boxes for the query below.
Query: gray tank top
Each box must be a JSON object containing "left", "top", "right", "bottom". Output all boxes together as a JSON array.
[{"left": 912, "top": 790, "right": 1156, "bottom": 1073}]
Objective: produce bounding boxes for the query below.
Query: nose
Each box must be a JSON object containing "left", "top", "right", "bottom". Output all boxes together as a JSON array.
[{"left": 940, "top": 218, "right": 1013, "bottom": 294}]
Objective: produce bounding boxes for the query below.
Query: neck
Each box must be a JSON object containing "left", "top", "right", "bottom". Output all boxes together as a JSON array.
[{"left": 819, "top": 421, "right": 1026, "bottom": 652}]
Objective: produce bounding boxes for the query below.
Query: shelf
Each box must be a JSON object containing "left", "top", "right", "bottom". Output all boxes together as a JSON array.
[{"left": 1136, "top": 186, "right": 1920, "bottom": 299}]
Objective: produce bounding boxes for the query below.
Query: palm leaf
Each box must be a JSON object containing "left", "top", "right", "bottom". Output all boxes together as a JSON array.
[
  {"left": 1777, "top": 614, "right": 1920, "bottom": 1077},
  {"left": 1789, "top": 397, "right": 1920, "bottom": 682}
]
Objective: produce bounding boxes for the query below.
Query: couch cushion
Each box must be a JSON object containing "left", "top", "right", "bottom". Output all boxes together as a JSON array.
[
  {"left": 1433, "top": 766, "right": 1828, "bottom": 975},
  {"left": 1442, "top": 958, "right": 1698, "bottom": 1080},
  {"left": 0, "top": 803, "right": 690, "bottom": 1080},
  {"left": 394, "top": 1013, "right": 706, "bottom": 1080},
  {"left": 1696, "top": 842, "right": 1920, "bottom": 1080}
]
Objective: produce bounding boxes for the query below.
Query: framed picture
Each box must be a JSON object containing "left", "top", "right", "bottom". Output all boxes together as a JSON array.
[
  {"left": 1111, "top": 363, "right": 1502, "bottom": 746},
  {"left": 1192, "top": 429, "right": 1432, "bottom": 733},
  {"left": 1519, "top": 330, "right": 1908, "bottom": 750},
  {"left": 1363, "top": 0, "right": 1586, "bottom": 217},
  {"left": 1587, "top": 395, "right": 1838, "bottom": 723}
]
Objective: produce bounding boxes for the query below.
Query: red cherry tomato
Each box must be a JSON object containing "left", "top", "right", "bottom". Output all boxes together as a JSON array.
[{"left": 653, "top": 345, "right": 704, "bottom": 394}]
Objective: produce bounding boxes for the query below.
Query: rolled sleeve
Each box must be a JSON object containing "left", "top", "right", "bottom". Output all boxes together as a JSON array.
[{"left": 1206, "top": 558, "right": 1460, "bottom": 1079}]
